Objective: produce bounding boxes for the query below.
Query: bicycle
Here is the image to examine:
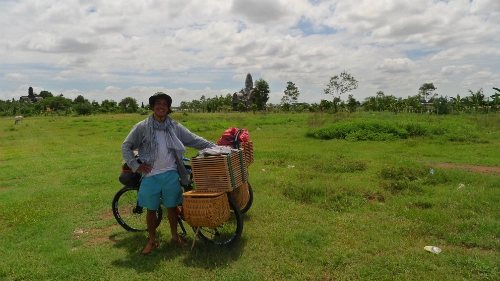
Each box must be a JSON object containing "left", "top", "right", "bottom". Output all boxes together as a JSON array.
[{"left": 112, "top": 158, "right": 246, "bottom": 246}]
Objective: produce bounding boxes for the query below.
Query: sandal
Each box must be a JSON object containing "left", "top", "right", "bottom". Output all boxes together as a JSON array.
[
  {"left": 142, "top": 241, "right": 158, "bottom": 255},
  {"left": 172, "top": 237, "right": 188, "bottom": 247}
]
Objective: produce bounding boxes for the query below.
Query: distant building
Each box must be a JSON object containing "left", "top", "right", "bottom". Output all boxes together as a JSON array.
[
  {"left": 19, "top": 86, "right": 43, "bottom": 102},
  {"left": 232, "top": 73, "right": 256, "bottom": 110}
]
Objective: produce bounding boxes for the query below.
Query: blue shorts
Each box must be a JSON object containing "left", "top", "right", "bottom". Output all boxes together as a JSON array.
[{"left": 138, "top": 170, "right": 183, "bottom": 210}]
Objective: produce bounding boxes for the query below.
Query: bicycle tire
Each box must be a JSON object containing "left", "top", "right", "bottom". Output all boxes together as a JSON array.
[
  {"left": 239, "top": 182, "right": 254, "bottom": 214},
  {"left": 112, "top": 186, "right": 162, "bottom": 232},
  {"left": 194, "top": 193, "right": 243, "bottom": 246}
]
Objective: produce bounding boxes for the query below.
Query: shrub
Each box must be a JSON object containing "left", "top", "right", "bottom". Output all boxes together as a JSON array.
[
  {"left": 378, "top": 163, "right": 430, "bottom": 193},
  {"left": 73, "top": 102, "right": 93, "bottom": 116},
  {"left": 306, "top": 120, "right": 409, "bottom": 141},
  {"left": 137, "top": 108, "right": 150, "bottom": 115},
  {"left": 403, "top": 123, "right": 429, "bottom": 137}
]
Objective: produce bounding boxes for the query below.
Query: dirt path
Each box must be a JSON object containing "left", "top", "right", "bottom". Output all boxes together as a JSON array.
[{"left": 433, "top": 163, "right": 500, "bottom": 175}]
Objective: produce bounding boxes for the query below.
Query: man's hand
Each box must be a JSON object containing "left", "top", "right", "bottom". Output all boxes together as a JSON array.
[{"left": 136, "top": 163, "right": 152, "bottom": 174}]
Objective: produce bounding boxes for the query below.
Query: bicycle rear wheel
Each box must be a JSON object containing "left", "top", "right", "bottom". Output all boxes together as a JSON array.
[
  {"left": 194, "top": 193, "right": 243, "bottom": 246},
  {"left": 112, "top": 186, "right": 162, "bottom": 232}
]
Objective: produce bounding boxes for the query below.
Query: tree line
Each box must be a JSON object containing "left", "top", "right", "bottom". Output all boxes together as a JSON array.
[
  {"left": 2, "top": 74, "right": 500, "bottom": 117},
  {"left": 0, "top": 91, "right": 148, "bottom": 117}
]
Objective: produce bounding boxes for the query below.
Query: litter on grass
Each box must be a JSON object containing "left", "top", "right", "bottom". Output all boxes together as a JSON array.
[{"left": 424, "top": 246, "right": 441, "bottom": 254}]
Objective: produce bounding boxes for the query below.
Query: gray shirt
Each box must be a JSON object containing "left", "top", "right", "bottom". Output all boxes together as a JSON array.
[{"left": 121, "top": 115, "right": 215, "bottom": 185}]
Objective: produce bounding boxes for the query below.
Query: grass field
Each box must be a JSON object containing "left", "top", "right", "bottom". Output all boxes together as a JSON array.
[{"left": 1, "top": 112, "right": 499, "bottom": 281}]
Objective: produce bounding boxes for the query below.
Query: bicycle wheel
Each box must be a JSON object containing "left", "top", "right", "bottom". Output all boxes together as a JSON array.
[
  {"left": 194, "top": 193, "right": 243, "bottom": 246},
  {"left": 112, "top": 186, "right": 162, "bottom": 232},
  {"left": 239, "top": 182, "right": 254, "bottom": 214}
]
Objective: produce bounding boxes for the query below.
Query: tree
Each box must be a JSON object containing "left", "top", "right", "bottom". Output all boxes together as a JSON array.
[
  {"left": 324, "top": 71, "right": 358, "bottom": 113},
  {"left": 281, "top": 102, "right": 291, "bottom": 112},
  {"left": 418, "top": 83, "right": 437, "bottom": 108},
  {"left": 362, "top": 96, "right": 377, "bottom": 112},
  {"left": 407, "top": 95, "right": 423, "bottom": 113},
  {"left": 101, "top": 99, "right": 118, "bottom": 113},
  {"left": 308, "top": 103, "right": 319, "bottom": 112},
  {"left": 39, "top": 90, "right": 53, "bottom": 99},
  {"left": 381, "top": 95, "right": 398, "bottom": 113},
  {"left": 250, "top": 103, "right": 258, "bottom": 113},
  {"left": 74, "top": 102, "right": 93, "bottom": 115},
  {"left": 346, "top": 94, "right": 359, "bottom": 113},
  {"left": 118, "top": 97, "right": 139, "bottom": 113},
  {"left": 42, "top": 96, "right": 72, "bottom": 112},
  {"left": 223, "top": 93, "right": 233, "bottom": 108},
  {"left": 432, "top": 96, "right": 451, "bottom": 115},
  {"left": 199, "top": 95, "right": 207, "bottom": 113},
  {"left": 191, "top": 100, "right": 201, "bottom": 112},
  {"left": 73, "top": 95, "right": 88, "bottom": 104},
  {"left": 283, "top": 81, "right": 300, "bottom": 105},
  {"left": 376, "top": 91, "right": 385, "bottom": 111},
  {"left": 253, "top": 78, "right": 270, "bottom": 110},
  {"left": 236, "top": 102, "right": 246, "bottom": 112},
  {"left": 449, "top": 94, "right": 463, "bottom": 112},
  {"left": 468, "top": 88, "right": 485, "bottom": 113},
  {"left": 319, "top": 99, "right": 333, "bottom": 112},
  {"left": 490, "top": 87, "right": 500, "bottom": 110},
  {"left": 91, "top": 101, "right": 100, "bottom": 111},
  {"left": 180, "top": 101, "right": 189, "bottom": 112},
  {"left": 280, "top": 94, "right": 290, "bottom": 110}
]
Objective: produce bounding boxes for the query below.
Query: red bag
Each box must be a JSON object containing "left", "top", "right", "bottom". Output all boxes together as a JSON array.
[{"left": 217, "top": 127, "right": 250, "bottom": 146}]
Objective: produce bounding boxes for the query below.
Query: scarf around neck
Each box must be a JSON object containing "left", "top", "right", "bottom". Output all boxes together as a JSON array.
[{"left": 147, "top": 115, "right": 186, "bottom": 160}]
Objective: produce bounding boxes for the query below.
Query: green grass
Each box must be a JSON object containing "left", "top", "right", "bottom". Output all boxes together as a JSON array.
[{"left": 1, "top": 112, "right": 499, "bottom": 280}]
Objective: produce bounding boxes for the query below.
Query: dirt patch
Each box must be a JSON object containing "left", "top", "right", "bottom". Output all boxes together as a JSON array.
[
  {"left": 72, "top": 224, "right": 121, "bottom": 247},
  {"left": 71, "top": 210, "right": 122, "bottom": 248},
  {"left": 101, "top": 209, "right": 114, "bottom": 220},
  {"left": 433, "top": 163, "right": 500, "bottom": 175}
]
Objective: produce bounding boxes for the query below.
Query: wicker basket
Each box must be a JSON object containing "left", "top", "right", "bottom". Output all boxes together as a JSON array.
[
  {"left": 182, "top": 191, "right": 230, "bottom": 228},
  {"left": 241, "top": 141, "right": 254, "bottom": 167},
  {"left": 230, "top": 181, "right": 250, "bottom": 210},
  {"left": 191, "top": 150, "right": 246, "bottom": 192}
]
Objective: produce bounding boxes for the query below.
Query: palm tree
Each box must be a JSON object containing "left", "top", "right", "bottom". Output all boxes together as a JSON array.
[
  {"left": 491, "top": 87, "right": 500, "bottom": 110},
  {"left": 468, "top": 88, "right": 485, "bottom": 113},
  {"left": 449, "top": 94, "right": 462, "bottom": 112}
]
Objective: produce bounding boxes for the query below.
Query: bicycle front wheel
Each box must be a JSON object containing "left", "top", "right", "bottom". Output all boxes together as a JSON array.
[
  {"left": 194, "top": 193, "right": 243, "bottom": 246},
  {"left": 112, "top": 186, "right": 162, "bottom": 232}
]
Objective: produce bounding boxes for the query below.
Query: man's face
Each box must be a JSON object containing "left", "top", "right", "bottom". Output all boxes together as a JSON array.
[{"left": 153, "top": 98, "right": 169, "bottom": 118}]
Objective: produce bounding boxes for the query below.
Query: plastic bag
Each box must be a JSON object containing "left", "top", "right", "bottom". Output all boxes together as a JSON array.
[{"left": 216, "top": 127, "right": 250, "bottom": 146}]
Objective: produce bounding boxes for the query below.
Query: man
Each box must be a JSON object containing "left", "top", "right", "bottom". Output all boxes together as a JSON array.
[{"left": 121, "top": 93, "right": 215, "bottom": 254}]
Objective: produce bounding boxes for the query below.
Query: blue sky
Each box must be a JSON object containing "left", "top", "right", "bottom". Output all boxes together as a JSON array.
[{"left": 1, "top": 0, "right": 499, "bottom": 106}]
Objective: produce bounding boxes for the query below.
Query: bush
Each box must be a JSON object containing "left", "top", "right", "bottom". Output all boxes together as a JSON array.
[
  {"left": 403, "top": 123, "right": 429, "bottom": 137},
  {"left": 73, "top": 102, "right": 93, "bottom": 116},
  {"left": 306, "top": 120, "right": 409, "bottom": 141},
  {"left": 137, "top": 108, "right": 150, "bottom": 115},
  {"left": 378, "top": 163, "right": 430, "bottom": 193}
]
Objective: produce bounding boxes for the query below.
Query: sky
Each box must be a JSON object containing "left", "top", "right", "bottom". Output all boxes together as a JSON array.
[{"left": 1, "top": 0, "right": 499, "bottom": 107}]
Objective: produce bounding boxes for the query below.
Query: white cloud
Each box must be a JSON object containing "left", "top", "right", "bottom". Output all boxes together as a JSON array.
[
  {"left": 1, "top": 0, "right": 500, "bottom": 105},
  {"left": 461, "top": 71, "right": 500, "bottom": 88},
  {"left": 376, "top": 58, "right": 414, "bottom": 73},
  {"left": 441, "top": 65, "right": 475, "bottom": 75},
  {"left": 231, "top": 0, "right": 287, "bottom": 23},
  {"left": 5, "top": 73, "right": 27, "bottom": 80}
]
